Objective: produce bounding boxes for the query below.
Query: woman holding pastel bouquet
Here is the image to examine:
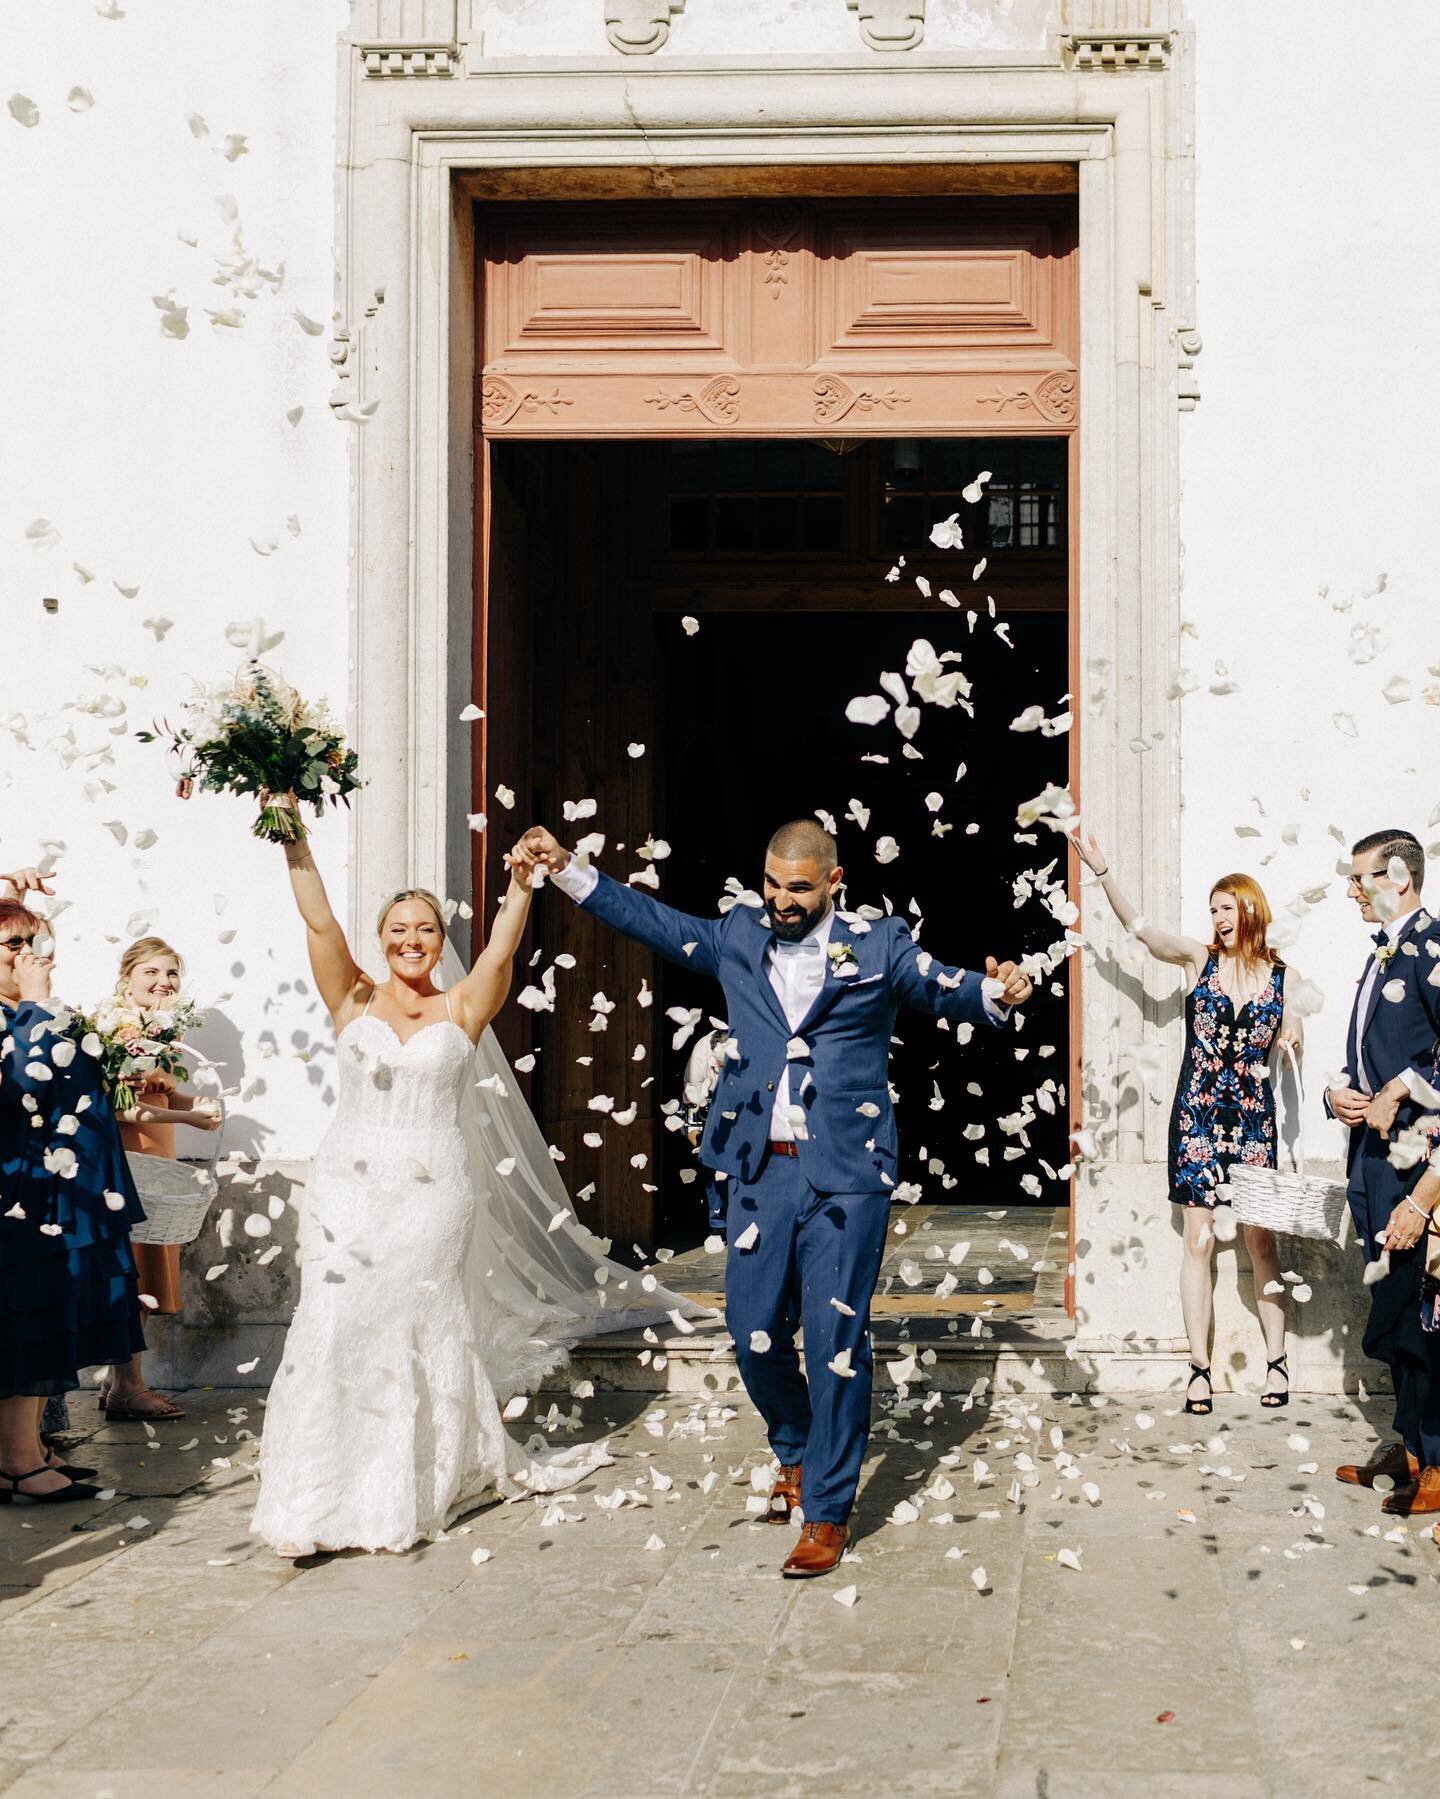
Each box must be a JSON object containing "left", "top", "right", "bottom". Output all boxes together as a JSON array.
[
  {"left": 1075, "top": 835, "right": 1304, "bottom": 1417},
  {"left": 98, "top": 936, "right": 221, "bottom": 1423}
]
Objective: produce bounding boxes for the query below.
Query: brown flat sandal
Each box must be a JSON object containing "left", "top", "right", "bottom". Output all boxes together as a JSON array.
[{"left": 103, "top": 1393, "right": 187, "bottom": 1421}]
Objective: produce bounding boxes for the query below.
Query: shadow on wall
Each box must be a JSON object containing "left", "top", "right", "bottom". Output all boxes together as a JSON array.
[{"left": 186, "top": 1005, "right": 272, "bottom": 1162}]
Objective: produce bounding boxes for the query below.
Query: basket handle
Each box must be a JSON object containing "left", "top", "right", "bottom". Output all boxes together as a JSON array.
[{"left": 1276, "top": 1038, "right": 1306, "bottom": 1178}]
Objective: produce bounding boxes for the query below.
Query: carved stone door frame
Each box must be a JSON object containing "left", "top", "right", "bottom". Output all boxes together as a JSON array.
[{"left": 335, "top": 26, "right": 1200, "bottom": 1354}]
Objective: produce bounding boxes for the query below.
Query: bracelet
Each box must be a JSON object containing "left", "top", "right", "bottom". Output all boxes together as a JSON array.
[
  {"left": 1093, "top": 864, "right": 1109, "bottom": 878},
  {"left": 1404, "top": 1196, "right": 1432, "bottom": 1222}
]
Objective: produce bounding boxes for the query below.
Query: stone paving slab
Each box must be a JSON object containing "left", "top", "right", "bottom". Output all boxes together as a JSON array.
[{"left": 2, "top": 1385, "right": 1438, "bottom": 1796}]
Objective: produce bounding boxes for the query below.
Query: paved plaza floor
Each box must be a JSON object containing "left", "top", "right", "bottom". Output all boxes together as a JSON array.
[{"left": 2, "top": 1381, "right": 1437, "bottom": 1797}]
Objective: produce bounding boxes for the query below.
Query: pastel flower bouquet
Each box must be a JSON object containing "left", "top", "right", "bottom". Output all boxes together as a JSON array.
[
  {"left": 68, "top": 996, "right": 206, "bottom": 1115},
  {"left": 138, "top": 662, "right": 360, "bottom": 844}
]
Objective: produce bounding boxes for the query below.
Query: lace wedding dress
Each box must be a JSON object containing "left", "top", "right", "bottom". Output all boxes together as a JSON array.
[{"left": 251, "top": 983, "right": 691, "bottom": 1555}]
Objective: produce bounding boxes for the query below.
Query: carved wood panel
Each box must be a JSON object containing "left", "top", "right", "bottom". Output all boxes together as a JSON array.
[{"left": 478, "top": 198, "right": 1077, "bottom": 437}]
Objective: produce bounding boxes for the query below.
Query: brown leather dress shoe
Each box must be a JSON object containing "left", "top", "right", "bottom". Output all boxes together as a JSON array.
[
  {"left": 781, "top": 1520, "right": 849, "bottom": 1579},
  {"left": 767, "top": 1464, "right": 802, "bottom": 1525},
  {"left": 1381, "top": 1466, "right": 1440, "bottom": 1516},
  {"left": 1335, "top": 1443, "right": 1418, "bottom": 1488}
]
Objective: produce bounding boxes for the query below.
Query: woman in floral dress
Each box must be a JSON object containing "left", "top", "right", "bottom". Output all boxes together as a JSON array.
[{"left": 1076, "top": 839, "right": 1303, "bottom": 1415}]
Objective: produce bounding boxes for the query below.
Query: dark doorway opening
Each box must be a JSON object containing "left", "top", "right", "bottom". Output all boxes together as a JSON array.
[
  {"left": 656, "top": 608, "right": 1070, "bottom": 1236},
  {"left": 479, "top": 436, "right": 1073, "bottom": 1252}
]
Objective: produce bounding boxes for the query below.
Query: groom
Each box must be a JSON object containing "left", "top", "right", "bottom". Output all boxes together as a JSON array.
[{"left": 518, "top": 818, "right": 1033, "bottom": 1577}]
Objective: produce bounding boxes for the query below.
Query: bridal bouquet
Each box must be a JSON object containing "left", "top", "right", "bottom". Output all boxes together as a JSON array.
[
  {"left": 138, "top": 663, "right": 360, "bottom": 844},
  {"left": 69, "top": 997, "right": 206, "bottom": 1115}
]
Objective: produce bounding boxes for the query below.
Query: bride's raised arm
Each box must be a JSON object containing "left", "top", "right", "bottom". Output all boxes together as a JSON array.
[
  {"left": 279, "top": 819, "right": 367, "bottom": 1026},
  {"left": 448, "top": 846, "right": 536, "bottom": 1042}
]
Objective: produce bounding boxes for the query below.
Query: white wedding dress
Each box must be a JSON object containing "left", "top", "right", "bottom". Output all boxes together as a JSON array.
[{"left": 251, "top": 982, "right": 692, "bottom": 1555}]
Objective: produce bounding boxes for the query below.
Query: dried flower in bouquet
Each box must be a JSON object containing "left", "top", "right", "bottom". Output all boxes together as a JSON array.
[{"left": 138, "top": 663, "right": 360, "bottom": 843}]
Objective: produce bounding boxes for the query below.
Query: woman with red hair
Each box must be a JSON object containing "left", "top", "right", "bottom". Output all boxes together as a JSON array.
[{"left": 1076, "top": 838, "right": 1303, "bottom": 1416}]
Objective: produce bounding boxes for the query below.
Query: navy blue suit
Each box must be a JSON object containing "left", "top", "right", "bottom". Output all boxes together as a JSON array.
[
  {"left": 574, "top": 871, "right": 1005, "bottom": 1522},
  {"left": 1330, "top": 908, "right": 1440, "bottom": 1464}
]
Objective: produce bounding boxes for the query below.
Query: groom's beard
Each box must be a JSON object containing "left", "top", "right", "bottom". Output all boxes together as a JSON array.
[{"left": 766, "top": 897, "right": 830, "bottom": 943}]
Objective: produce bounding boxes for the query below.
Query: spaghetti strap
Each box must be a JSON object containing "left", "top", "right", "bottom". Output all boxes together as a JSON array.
[
  {"left": 443, "top": 988, "right": 454, "bottom": 1024},
  {"left": 360, "top": 988, "right": 377, "bottom": 1019}
]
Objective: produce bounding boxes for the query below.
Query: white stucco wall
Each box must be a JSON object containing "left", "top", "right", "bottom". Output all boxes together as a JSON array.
[
  {"left": 1182, "top": 0, "right": 1440, "bottom": 1154},
  {"left": 1, "top": 0, "right": 351, "bottom": 1159}
]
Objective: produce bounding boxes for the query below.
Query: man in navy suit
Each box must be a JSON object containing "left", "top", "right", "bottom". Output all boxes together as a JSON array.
[
  {"left": 520, "top": 818, "right": 1033, "bottom": 1577},
  {"left": 1324, "top": 829, "right": 1440, "bottom": 1514}
]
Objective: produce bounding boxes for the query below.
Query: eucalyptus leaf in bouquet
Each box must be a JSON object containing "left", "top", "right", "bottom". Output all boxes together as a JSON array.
[{"left": 138, "top": 663, "right": 360, "bottom": 843}]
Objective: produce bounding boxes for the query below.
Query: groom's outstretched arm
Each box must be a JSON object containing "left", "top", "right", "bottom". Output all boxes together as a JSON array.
[
  {"left": 521, "top": 827, "right": 722, "bottom": 979},
  {"left": 888, "top": 923, "right": 1031, "bottom": 1028}
]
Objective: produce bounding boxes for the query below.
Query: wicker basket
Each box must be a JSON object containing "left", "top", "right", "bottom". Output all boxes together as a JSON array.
[
  {"left": 1219, "top": 1045, "right": 1350, "bottom": 1243},
  {"left": 127, "top": 1088, "right": 227, "bottom": 1246}
]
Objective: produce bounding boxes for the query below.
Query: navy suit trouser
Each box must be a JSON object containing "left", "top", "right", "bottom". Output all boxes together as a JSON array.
[
  {"left": 724, "top": 1153, "right": 889, "bottom": 1526},
  {"left": 1349, "top": 1130, "right": 1440, "bottom": 1467}
]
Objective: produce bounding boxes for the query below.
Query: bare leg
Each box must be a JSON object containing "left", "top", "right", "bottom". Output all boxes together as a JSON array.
[
  {"left": 0, "top": 1396, "right": 70, "bottom": 1496},
  {"left": 105, "top": 1345, "right": 184, "bottom": 1419},
  {"left": 1179, "top": 1207, "right": 1217, "bottom": 1405},
  {"left": 1243, "top": 1223, "right": 1289, "bottom": 1398}
]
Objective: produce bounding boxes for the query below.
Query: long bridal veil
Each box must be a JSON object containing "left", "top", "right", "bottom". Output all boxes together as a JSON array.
[{"left": 440, "top": 944, "right": 711, "bottom": 1398}]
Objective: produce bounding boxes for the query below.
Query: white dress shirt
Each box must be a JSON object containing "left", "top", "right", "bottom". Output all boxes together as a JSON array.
[
  {"left": 1351, "top": 906, "right": 1419, "bottom": 1096},
  {"left": 763, "top": 908, "right": 837, "bottom": 1141},
  {"left": 549, "top": 857, "right": 832, "bottom": 1139}
]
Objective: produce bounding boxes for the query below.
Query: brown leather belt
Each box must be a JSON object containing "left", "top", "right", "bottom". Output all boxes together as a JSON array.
[{"left": 768, "top": 1140, "right": 799, "bottom": 1158}]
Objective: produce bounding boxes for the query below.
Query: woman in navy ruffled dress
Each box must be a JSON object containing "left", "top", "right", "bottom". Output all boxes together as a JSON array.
[{"left": 0, "top": 870, "right": 145, "bottom": 1505}]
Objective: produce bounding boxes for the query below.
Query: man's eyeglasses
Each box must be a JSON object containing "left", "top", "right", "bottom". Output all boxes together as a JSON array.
[
  {"left": 0, "top": 936, "right": 35, "bottom": 952},
  {"left": 1345, "top": 871, "right": 1390, "bottom": 892}
]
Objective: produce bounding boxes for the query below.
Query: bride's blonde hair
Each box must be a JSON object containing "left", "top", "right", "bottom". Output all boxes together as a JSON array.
[{"left": 376, "top": 888, "right": 447, "bottom": 940}]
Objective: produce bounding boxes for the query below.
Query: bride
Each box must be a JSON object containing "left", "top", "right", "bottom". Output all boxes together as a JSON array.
[{"left": 251, "top": 819, "right": 685, "bottom": 1557}]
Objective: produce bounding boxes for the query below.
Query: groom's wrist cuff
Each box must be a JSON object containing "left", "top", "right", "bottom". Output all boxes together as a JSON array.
[{"left": 550, "top": 857, "right": 600, "bottom": 904}]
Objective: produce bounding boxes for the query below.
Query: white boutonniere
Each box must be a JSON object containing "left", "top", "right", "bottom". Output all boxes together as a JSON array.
[
  {"left": 1374, "top": 941, "right": 1397, "bottom": 968},
  {"left": 827, "top": 939, "right": 860, "bottom": 978}
]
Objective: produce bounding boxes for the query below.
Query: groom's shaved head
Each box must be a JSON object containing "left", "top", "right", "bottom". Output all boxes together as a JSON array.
[{"left": 767, "top": 819, "right": 838, "bottom": 873}]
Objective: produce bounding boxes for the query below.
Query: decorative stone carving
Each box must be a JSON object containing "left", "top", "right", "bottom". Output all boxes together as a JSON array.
[
  {"left": 605, "top": 0, "right": 685, "bottom": 55},
  {"left": 976, "top": 373, "right": 1077, "bottom": 423},
  {"left": 1177, "top": 328, "right": 1202, "bottom": 411},
  {"left": 753, "top": 202, "right": 804, "bottom": 300},
  {"left": 481, "top": 378, "right": 575, "bottom": 426},
  {"left": 813, "top": 376, "right": 910, "bottom": 423},
  {"left": 1061, "top": 0, "right": 1172, "bottom": 68},
  {"left": 353, "top": 0, "right": 458, "bottom": 76},
  {"left": 641, "top": 376, "right": 740, "bottom": 424},
  {"left": 845, "top": 0, "right": 925, "bottom": 52}
]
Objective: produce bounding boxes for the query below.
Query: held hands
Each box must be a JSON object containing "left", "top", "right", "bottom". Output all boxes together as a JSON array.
[
  {"left": 14, "top": 944, "right": 53, "bottom": 1002},
  {"left": 515, "top": 826, "right": 569, "bottom": 875},
  {"left": 1363, "top": 1079, "right": 1408, "bottom": 1140},
  {"left": 1327, "top": 1085, "right": 1370, "bottom": 1128},
  {"left": 985, "top": 956, "right": 1034, "bottom": 1007}
]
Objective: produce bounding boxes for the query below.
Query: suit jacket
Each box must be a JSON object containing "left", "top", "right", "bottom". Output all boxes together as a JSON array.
[
  {"left": 1329, "top": 908, "right": 1440, "bottom": 1176},
  {"left": 577, "top": 871, "right": 1004, "bottom": 1190}
]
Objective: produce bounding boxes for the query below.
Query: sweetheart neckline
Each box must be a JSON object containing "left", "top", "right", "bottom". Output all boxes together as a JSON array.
[{"left": 339, "top": 1015, "right": 473, "bottom": 1052}]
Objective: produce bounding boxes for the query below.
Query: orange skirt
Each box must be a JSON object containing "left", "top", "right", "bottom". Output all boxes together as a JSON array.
[{"left": 133, "top": 1240, "right": 183, "bottom": 1316}]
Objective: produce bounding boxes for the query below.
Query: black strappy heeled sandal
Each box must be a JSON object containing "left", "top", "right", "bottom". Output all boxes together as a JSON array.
[
  {"left": 1184, "top": 1363, "right": 1214, "bottom": 1416},
  {"left": 1260, "top": 1353, "right": 1289, "bottom": 1409},
  {"left": 0, "top": 1466, "right": 100, "bottom": 1505}
]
